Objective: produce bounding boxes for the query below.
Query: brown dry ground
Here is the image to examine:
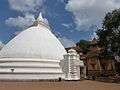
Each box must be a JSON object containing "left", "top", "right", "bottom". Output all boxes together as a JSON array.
[{"left": 0, "top": 80, "right": 120, "bottom": 90}]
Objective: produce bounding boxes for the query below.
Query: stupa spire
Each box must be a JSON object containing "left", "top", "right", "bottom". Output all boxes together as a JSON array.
[
  {"left": 37, "top": 12, "right": 44, "bottom": 22},
  {"left": 30, "top": 12, "right": 50, "bottom": 29}
]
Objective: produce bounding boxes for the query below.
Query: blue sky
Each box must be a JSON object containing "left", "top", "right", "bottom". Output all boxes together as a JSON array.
[{"left": 0, "top": 0, "right": 120, "bottom": 47}]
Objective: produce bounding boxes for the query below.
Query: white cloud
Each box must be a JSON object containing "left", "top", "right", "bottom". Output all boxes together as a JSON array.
[
  {"left": 90, "top": 32, "right": 98, "bottom": 40},
  {"left": 5, "top": 13, "right": 35, "bottom": 29},
  {"left": 53, "top": 31, "right": 76, "bottom": 48},
  {"left": 8, "top": 0, "right": 44, "bottom": 13},
  {"left": 62, "top": 23, "right": 73, "bottom": 29},
  {"left": 66, "top": 0, "right": 120, "bottom": 31},
  {"left": 62, "top": 23, "right": 70, "bottom": 28},
  {"left": 6, "top": 0, "right": 45, "bottom": 29},
  {"left": 59, "top": 37, "right": 76, "bottom": 48}
]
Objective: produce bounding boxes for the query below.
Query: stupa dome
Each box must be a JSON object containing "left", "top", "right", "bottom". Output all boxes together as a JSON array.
[{"left": 0, "top": 13, "right": 67, "bottom": 60}]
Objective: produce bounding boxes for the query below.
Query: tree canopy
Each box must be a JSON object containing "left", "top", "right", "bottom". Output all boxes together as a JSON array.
[
  {"left": 97, "top": 9, "right": 120, "bottom": 61},
  {"left": 76, "top": 40, "right": 90, "bottom": 54}
]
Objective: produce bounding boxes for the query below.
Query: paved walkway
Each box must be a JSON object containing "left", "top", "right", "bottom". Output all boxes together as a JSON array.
[{"left": 0, "top": 80, "right": 120, "bottom": 90}]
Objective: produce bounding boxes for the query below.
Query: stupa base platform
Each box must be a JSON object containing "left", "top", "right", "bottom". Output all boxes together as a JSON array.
[
  {"left": 0, "top": 73, "right": 64, "bottom": 81},
  {"left": 0, "top": 58, "right": 65, "bottom": 80}
]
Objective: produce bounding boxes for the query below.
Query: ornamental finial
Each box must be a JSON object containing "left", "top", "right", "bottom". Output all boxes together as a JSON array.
[{"left": 37, "top": 12, "right": 44, "bottom": 22}]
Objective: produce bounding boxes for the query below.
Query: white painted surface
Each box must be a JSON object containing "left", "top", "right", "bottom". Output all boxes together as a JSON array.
[
  {"left": 0, "top": 13, "right": 66, "bottom": 80},
  {"left": 0, "top": 58, "right": 65, "bottom": 80},
  {"left": 0, "top": 74, "right": 64, "bottom": 80},
  {"left": 0, "top": 13, "right": 66, "bottom": 60},
  {"left": 62, "top": 49, "right": 85, "bottom": 80}
]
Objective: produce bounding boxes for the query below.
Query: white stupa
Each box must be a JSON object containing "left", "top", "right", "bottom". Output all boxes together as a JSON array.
[{"left": 0, "top": 13, "right": 67, "bottom": 80}]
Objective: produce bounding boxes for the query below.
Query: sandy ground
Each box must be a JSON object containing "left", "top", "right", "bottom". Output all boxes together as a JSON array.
[{"left": 0, "top": 80, "right": 120, "bottom": 90}]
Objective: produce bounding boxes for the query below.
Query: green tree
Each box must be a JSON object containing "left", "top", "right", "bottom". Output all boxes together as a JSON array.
[
  {"left": 76, "top": 40, "right": 90, "bottom": 54},
  {"left": 97, "top": 9, "right": 120, "bottom": 73}
]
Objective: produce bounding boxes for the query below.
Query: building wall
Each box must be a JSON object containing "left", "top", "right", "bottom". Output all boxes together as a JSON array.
[
  {"left": 86, "top": 57, "right": 115, "bottom": 77},
  {"left": 85, "top": 38, "right": 115, "bottom": 77}
]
